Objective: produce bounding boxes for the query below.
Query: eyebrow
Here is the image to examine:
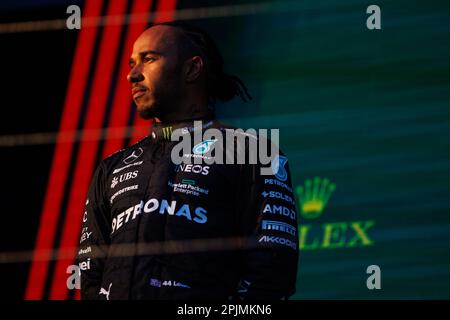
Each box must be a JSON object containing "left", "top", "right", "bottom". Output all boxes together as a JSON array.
[{"left": 129, "top": 50, "right": 163, "bottom": 65}]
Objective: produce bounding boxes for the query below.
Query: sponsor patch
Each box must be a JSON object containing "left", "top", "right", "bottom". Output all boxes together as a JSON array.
[
  {"left": 110, "top": 185, "right": 138, "bottom": 204},
  {"left": 258, "top": 235, "right": 297, "bottom": 250},
  {"left": 112, "top": 161, "right": 143, "bottom": 174},
  {"left": 261, "top": 220, "right": 297, "bottom": 236}
]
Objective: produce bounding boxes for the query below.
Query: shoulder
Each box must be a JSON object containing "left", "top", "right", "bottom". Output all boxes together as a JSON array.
[
  {"left": 99, "top": 136, "right": 151, "bottom": 174},
  {"left": 212, "top": 121, "right": 259, "bottom": 141},
  {"left": 211, "top": 121, "right": 290, "bottom": 172},
  {"left": 214, "top": 120, "right": 286, "bottom": 154}
]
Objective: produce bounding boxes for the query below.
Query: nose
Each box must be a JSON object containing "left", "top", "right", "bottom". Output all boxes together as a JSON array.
[{"left": 127, "top": 64, "right": 144, "bottom": 83}]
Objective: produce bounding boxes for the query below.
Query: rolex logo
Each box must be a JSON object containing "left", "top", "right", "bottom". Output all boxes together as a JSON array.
[
  {"left": 295, "top": 177, "right": 375, "bottom": 250},
  {"left": 295, "top": 177, "right": 336, "bottom": 219}
]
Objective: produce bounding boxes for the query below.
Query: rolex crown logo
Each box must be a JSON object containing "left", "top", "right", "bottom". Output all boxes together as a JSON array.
[
  {"left": 162, "top": 126, "right": 173, "bottom": 140},
  {"left": 295, "top": 177, "right": 336, "bottom": 219}
]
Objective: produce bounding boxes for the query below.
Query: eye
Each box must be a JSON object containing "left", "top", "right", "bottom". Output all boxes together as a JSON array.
[{"left": 144, "top": 56, "right": 156, "bottom": 63}]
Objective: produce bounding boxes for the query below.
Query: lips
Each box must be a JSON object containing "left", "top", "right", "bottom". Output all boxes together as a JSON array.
[{"left": 132, "top": 87, "right": 148, "bottom": 99}]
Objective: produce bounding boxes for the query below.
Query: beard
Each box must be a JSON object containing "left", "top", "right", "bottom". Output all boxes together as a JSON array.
[
  {"left": 135, "top": 76, "right": 182, "bottom": 121},
  {"left": 135, "top": 92, "right": 164, "bottom": 120},
  {"left": 136, "top": 103, "right": 161, "bottom": 120}
]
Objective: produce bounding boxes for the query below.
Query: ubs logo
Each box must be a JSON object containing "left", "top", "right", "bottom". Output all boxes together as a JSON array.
[{"left": 111, "top": 171, "right": 139, "bottom": 189}]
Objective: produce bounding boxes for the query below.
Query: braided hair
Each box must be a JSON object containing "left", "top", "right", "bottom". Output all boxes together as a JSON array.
[{"left": 151, "top": 21, "right": 252, "bottom": 104}]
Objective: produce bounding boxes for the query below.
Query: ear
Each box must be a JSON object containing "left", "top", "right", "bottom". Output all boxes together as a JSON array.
[{"left": 184, "top": 55, "right": 204, "bottom": 83}]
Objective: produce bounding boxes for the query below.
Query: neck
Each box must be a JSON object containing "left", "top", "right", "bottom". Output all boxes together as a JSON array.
[{"left": 155, "top": 103, "right": 214, "bottom": 124}]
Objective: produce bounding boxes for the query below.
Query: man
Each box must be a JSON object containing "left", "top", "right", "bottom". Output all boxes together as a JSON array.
[{"left": 77, "top": 22, "right": 298, "bottom": 300}]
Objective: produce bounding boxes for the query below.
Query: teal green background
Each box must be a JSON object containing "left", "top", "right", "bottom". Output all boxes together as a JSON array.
[{"left": 206, "top": 0, "right": 450, "bottom": 299}]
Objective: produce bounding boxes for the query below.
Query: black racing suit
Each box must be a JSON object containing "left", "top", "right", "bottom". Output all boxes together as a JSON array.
[{"left": 77, "top": 118, "right": 299, "bottom": 300}]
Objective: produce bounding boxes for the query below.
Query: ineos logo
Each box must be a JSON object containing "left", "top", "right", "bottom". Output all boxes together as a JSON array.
[{"left": 123, "top": 147, "right": 143, "bottom": 164}]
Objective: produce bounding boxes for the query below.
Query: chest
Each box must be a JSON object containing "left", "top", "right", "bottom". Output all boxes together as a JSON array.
[{"left": 105, "top": 144, "right": 240, "bottom": 240}]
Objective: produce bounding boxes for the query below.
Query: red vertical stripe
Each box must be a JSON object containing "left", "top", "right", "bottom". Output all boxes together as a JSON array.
[
  {"left": 153, "top": 0, "right": 178, "bottom": 24},
  {"left": 129, "top": 0, "right": 178, "bottom": 145},
  {"left": 74, "top": 287, "right": 81, "bottom": 300},
  {"left": 24, "top": 0, "right": 104, "bottom": 300},
  {"left": 48, "top": 0, "right": 128, "bottom": 300},
  {"left": 102, "top": 0, "right": 154, "bottom": 159}
]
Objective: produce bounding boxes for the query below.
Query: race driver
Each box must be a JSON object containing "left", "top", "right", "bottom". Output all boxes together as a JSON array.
[{"left": 77, "top": 22, "right": 299, "bottom": 300}]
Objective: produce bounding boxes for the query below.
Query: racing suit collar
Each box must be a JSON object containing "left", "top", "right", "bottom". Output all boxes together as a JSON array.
[{"left": 151, "top": 116, "right": 216, "bottom": 141}]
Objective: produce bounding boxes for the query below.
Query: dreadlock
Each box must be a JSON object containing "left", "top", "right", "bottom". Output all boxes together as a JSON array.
[{"left": 151, "top": 21, "right": 252, "bottom": 104}]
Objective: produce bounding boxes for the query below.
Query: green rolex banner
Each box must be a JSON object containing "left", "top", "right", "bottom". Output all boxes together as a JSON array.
[{"left": 296, "top": 177, "right": 376, "bottom": 251}]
